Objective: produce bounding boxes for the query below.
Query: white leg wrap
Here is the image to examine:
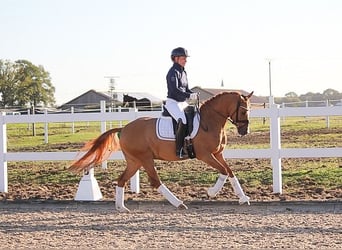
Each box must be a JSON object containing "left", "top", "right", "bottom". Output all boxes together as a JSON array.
[
  {"left": 207, "top": 174, "right": 228, "bottom": 197},
  {"left": 115, "top": 186, "right": 130, "bottom": 212},
  {"left": 158, "top": 184, "right": 183, "bottom": 208},
  {"left": 229, "top": 176, "right": 250, "bottom": 205}
]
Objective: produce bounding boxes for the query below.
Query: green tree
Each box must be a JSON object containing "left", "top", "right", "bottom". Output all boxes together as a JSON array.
[
  {"left": 322, "top": 88, "right": 342, "bottom": 100},
  {"left": 275, "top": 91, "right": 301, "bottom": 106},
  {"left": 299, "top": 92, "right": 323, "bottom": 102},
  {"left": 285, "top": 92, "right": 298, "bottom": 98},
  {"left": 15, "top": 60, "right": 55, "bottom": 107},
  {"left": 0, "top": 59, "right": 55, "bottom": 107},
  {"left": 0, "top": 60, "right": 21, "bottom": 106}
]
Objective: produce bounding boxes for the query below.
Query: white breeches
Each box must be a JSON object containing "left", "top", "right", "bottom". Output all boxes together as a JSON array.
[{"left": 165, "top": 98, "right": 188, "bottom": 124}]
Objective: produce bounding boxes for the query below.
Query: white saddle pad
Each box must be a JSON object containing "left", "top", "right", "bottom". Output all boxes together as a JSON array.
[{"left": 156, "top": 114, "right": 200, "bottom": 141}]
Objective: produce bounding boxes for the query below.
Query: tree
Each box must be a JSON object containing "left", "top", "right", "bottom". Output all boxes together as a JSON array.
[
  {"left": 0, "top": 60, "right": 21, "bottom": 106},
  {"left": 0, "top": 59, "right": 56, "bottom": 107},
  {"left": 299, "top": 92, "right": 323, "bottom": 102},
  {"left": 276, "top": 91, "right": 301, "bottom": 106},
  {"left": 322, "top": 88, "right": 342, "bottom": 100},
  {"left": 15, "top": 60, "right": 55, "bottom": 107},
  {"left": 285, "top": 92, "right": 298, "bottom": 98}
]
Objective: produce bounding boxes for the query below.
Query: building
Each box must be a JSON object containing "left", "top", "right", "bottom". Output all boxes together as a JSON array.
[{"left": 59, "top": 89, "right": 162, "bottom": 111}]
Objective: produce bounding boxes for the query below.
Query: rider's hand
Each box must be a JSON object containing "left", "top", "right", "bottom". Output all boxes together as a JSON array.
[{"left": 189, "top": 92, "right": 198, "bottom": 100}]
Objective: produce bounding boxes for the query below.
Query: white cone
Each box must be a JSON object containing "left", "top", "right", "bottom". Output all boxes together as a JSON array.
[{"left": 74, "top": 169, "right": 102, "bottom": 201}]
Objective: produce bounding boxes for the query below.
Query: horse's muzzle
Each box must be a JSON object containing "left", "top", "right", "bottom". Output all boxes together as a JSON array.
[{"left": 237, "top": 124, "right": 249, "bottom": 136}]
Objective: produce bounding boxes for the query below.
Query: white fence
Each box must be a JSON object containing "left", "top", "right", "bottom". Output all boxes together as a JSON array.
[{"left": 1, "top": 98, "right": 341, "bottom": 196}]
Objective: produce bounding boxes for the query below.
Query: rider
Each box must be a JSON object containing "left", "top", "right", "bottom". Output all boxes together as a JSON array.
[{"left": 165, "top": 47, "right": 198, "bottom": 158}]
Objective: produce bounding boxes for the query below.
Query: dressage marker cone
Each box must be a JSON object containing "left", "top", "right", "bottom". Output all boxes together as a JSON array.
[{"left": 74, "top": 168, "right": 103, "bottom": 201}]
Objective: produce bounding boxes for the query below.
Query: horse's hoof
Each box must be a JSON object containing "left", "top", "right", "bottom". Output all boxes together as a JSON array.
[
  {"left": 116, "top": 205, "right": 130, "bottom": 212},
  {"left": 178, "top": 203, "right": 188, "bottom": 210},
  {"left": 207, "top": 187, "right": 217, "bottom": 198},
  {"left": 239, "top": 195, "right": 250, "bottom": 205}
]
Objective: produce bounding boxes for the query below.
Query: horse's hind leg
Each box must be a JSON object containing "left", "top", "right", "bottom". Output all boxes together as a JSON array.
[
  {"left": 143, "top": 160, "right": 188, "bottom": 210},
  {"left": 115, "top": 160, "right": 140, "bottom": 212}
]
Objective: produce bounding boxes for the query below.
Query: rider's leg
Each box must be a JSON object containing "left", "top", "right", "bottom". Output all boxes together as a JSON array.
[
  {"left": 175, "top": 118, "right": 187, "bottom": 158},
  {"left": 165, "top": 99, "right": 188, "bottom": 158}
]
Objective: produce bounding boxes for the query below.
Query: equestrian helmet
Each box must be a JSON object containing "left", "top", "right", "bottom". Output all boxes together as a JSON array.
[{"left": 171, "top": 47, "right": 189, "bottom": 60}]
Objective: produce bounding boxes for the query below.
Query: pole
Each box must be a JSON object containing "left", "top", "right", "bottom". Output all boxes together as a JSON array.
[{"left": 269, "top": 60, "right": 272, "bottom": 97}]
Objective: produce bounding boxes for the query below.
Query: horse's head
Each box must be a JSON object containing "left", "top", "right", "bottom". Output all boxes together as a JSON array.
[
  {"left": 123, "top": 94, "right": 136, "bottom": 107},
  {"left": 229, "top": 91, "right": 253, "bottom": 136}
]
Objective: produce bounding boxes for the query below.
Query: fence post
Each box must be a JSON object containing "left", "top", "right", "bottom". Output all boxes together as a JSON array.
[
  {"left": 100, "top": 101, "right": 107, "bottom": 170},
  {"left": 0, "top": 112, "right": 8, "bottom": 192},
  {"left": 128, "top": 107, "right": 140, "bottom": 193},
  {"left": 118, "top": 106, "right": 122, "bottom": 127},
  {"left": 269, "top": 97, "right": 282, "bottom": 194},
  {"left": 326, "top": 100, "right": 330, "bottom": 128},
  {"left": 44, "top": 108, "right": 48, "bottom": 144},
  {"left": 108, "top": 106, "right": 112, "bottom": 129},
  {"left": 133, "top": 101, "right": 137, "bottom": 111},
  {"left": 27, "top": 108, "right": 31, "bottom": 130},
  {"left": 71, "top": 106, "right": 75, "bottom": 134}
]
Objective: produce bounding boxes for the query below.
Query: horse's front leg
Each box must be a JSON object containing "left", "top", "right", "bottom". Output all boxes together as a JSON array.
[
  {"left": 214, "top": 153, "right": 250, "bottom": 205},
  {"left": 197, "top": 153, "right": 230, "bottom": 198},
  {"left": 157, "top": 184, "right": 188, "bottom": 209}
]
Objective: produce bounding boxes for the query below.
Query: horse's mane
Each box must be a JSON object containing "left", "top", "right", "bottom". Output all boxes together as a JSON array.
[{"left": 200, "top": 91, "right": 241, "bottom": 110}]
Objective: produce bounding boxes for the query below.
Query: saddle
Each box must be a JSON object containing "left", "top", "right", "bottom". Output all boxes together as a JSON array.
[{"left": 161, "top": 105, "right": 197, "bottom": 158}]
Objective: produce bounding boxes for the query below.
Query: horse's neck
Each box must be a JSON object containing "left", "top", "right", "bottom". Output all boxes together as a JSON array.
[
  {"left": 200, "top": 93, "right": 237, "bottom": 129},
  {"left": 128, "top": 97, "right": 138, "bottom": 102}
]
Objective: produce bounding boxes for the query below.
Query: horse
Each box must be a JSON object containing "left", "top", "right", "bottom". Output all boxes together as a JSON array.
[
  {"left": 123, "top": 94, "right": 152, "bottom": 111},
  {"left": 70, "top": 91, "right": 254, "bottom": 212}
]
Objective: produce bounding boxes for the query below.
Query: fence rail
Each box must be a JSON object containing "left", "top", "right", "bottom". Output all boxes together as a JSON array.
[{"left": 1, "top": 99, "right": 341, "bottom": 196}]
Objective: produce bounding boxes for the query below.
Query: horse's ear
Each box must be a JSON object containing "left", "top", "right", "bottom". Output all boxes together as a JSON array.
[{"left": 247, "top": 91, "right": 254, "bottom": 99}]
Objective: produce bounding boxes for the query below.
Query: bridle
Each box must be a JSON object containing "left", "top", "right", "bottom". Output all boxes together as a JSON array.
[
  {"left": 198, "top": 94, "right": 250, "bottom": 131},
  {"left": 227, "top": 98, "right": 250, "bottom": 126}
]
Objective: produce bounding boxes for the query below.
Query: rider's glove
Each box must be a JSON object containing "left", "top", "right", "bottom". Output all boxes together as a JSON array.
[{"left": 189, "top": 92, "right": 198, "bottom": 100}]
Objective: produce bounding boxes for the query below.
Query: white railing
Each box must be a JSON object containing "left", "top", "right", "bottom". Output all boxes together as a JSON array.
[{"left": 1, "top": 98, "right": 341, "bottom": 196}]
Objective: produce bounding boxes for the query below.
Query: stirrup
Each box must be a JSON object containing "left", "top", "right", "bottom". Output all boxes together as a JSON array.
[{"left": 176, "top": 147, "right": 187, "bottom": 158}]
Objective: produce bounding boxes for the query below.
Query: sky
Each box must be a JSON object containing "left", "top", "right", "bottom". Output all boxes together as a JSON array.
[{"left": 1, "top": 0, "right": 342, "bottom": 105}]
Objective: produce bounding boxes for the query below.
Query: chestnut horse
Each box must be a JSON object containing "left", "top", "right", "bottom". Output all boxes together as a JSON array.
[{"left": 70, "top": 91, "right": 253, "bottom": 212}]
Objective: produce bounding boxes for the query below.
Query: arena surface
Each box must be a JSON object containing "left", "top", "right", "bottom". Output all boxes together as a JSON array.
[{"left": 0, "top": 200, "right": 340, "bottom": 249}]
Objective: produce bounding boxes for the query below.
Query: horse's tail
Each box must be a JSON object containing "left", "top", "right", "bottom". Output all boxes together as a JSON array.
[{"left": 69, "top": 128, "right": 122, "bottom": 173}]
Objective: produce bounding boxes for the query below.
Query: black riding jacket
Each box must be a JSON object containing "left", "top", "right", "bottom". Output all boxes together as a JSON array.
[{"left": 166, "top": 63, "right": 193, "bottom": 102}]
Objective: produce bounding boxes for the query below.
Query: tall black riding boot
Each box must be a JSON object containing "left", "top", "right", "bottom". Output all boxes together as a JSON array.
[{"left": 175, "top": 119, "right": 187, "bottom": 158}]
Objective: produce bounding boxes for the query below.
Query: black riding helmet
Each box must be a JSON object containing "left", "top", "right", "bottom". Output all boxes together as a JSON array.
[{"left": 171, "top": 47, "right": 189, "bottom": 60}]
